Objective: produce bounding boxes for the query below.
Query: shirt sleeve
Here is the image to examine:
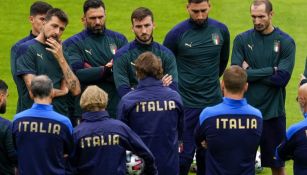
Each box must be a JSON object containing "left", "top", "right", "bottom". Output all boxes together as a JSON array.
[
  {"left": 16, "top": 46, "right": 37, "bottom": 76},
  {"left": 219, "top": 25, "right": 230, "bottom": 77},
  {"left": 64, "top": 42, "right": 109, "bottom": 84},
  {"left": 162, "top": 51, "right": 178, "bottom": 91},
  {"left": 116, "top": 98, "right": 130, "bottom": 124},
  {"left": 231, "top": 35, "right": 276, "bottom": 82},
  {"left": 5, "top": 122, "right": 17, "bottom": 165},
  {"left": 163, "top": 30, "right": 178, "bottom": 57},
  {"left": 260, "top": 39, "right": 295, "bottom": 87},
  {"left": 113, "top": 53, "right": 133, "bottom": 97}
]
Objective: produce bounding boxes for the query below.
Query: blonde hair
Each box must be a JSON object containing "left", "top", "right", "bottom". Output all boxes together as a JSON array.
[{"left": 80, "top": 85, "right": 108, "bottom": 112}]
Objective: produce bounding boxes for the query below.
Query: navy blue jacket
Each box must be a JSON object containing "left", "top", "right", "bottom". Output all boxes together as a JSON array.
[
  {"left": 11, "top": 32, "right": 36, "bottom": 113},
  {"left": 195, "top": 97, "right": 262, "bottom": 175},
  {"left": 276, "top": 113, "right": 307, "bottom": 175},
  {"left": 72, "top": 111, "right": 157, "bottom": 175},
  {"left": 117, "top": 77, "right": 184, "bottom": 175},
  {"left": 0, "top": 117, "right": 16, "bottom": 175},
  {"left": 12, "top": 103, "right": 73, "bottom": 175}
]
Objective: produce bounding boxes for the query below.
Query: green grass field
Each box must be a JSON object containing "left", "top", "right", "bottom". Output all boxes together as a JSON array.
[{"left": 1, "top": 0, "right": 307, "bottom": 174}]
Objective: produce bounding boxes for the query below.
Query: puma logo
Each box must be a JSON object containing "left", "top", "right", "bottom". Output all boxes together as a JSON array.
[
  {"left": 185, "top": 42, "right": 192, "bottom": 48},
  {"left": 37, "top": 53, "right": 43, "bottom": 59},
  {"left": 85, "top": 49, "right": 92, "bottom": 55},
  {"left": 248, "top": 44, "right": 253, "bottom": 51}
]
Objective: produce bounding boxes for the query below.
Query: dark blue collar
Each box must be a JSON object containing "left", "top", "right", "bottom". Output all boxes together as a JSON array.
[
  {"left": 255, "top": 27, "right": 278, "bottom": 36},
  {"left": 304, "top": 113, "right": 307, "bottom": 119},
  {"left": 223, "top": 97, "right": 247, "bottom": 106},
  {"left": 29, "top": 31, "right": 37, "bottom": 38},
  {"left": 84, "top": 27, "right": 106, "bottom": 36},
  {"left": 133, "top": 39, "right": 155, "bottom": 48},
  {"left": 188, "top": 18, "right": 208, "bottom": 29},
  {"left": 31, "top": 103, "right": 54, "bottom": 111},
  {"left": 82, "top": 111, "right": 110, "bottom": 122},
  {"left": 137, "top": 77, "right": 162, "bottom": 88}
]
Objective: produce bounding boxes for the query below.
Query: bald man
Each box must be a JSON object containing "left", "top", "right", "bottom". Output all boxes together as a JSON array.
[{"left": 276, "top": 83, "right": 307, "bottom": 175}]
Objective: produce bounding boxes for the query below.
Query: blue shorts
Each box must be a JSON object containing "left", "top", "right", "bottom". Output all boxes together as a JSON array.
[{"left": 260, "top": 116, "right": 286, "bottom": 168}]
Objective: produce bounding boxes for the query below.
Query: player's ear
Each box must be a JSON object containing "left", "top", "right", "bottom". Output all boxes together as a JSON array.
[
  {"left": 29, "top": 16, "right": 34, "bottom": 24},
  {"left": 221, "top": 80, "right": 225, "bottom": 94},
  {"left": 29, "top": 90, "right": 34, "bottom": 100},
  {"left": 244, "top": 82, "right": 248, "bottom": 92}
]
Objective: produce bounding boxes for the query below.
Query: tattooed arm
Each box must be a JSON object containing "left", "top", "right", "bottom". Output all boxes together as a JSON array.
[{"left": 46, "top": 38, "right": 81, "bottom": 96}]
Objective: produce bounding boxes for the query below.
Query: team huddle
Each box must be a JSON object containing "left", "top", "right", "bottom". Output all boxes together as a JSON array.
[{"left": 0, "top": 0, "right": 307, "bottom": 175}]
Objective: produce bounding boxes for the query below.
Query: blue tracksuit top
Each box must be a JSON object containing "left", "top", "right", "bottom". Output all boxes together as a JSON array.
[
  {"left": 72, "top": 110, "right": 157, "bottom": 175},
  {"left": 276, "top": 113, "right": 307, "bottom": 175},
  {"left": 12, "top": 103, "right": 73, "bottom": 175},
  {"left": 117, "top": 77, "right": 184, "bottom": 175},
  {"left": 195, "top": 97, "right": 262, "bottom": 175}
]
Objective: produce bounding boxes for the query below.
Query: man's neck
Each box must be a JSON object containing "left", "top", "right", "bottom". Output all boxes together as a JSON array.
[
  {"left": 223, "top": 91, "right": 244, "bottom": 100},
  {"left": 261, "top": 25, "right": 274, "bottom": 35},
  {"left": 34, "top": 98, "right": 52, "bottom": 105},
  {"left": 31, "top": 29, "right": 40, "bottom": 37},
  {"left": 136, "top": 37, "right": 152, "bottom": 45},
  {"left": 35, "top": 33, "right": 46, "bottom": 44}
]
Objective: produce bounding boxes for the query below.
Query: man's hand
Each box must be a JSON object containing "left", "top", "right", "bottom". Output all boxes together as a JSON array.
[
  {"left": 45, "top": 37, "right": 65, "bottom": 62},
  {"left": 178, "top": 142, "right": 183, "bottom": 153},
  {"left": 201, "top": 140, "right": 208, "bottom": 149},
  {"left": 242, "top": 61, "right": 249, "bottom": 70},
  {"left": 162, "top": 74, "right": 173, "bottom": 87},
  {"left": 105, "top": 59, "right": 113, "bottom": 68}
]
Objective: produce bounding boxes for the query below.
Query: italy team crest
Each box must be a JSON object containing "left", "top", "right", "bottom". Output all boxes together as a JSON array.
[
  {"left": 109, "top": 44, "right": 117, "bottom": 55},
  {"left": 273, "top": 40, "right": 280, "bottom": 53},
  {"left": 212, "top": 33, "right": 220, "bottom": 45}
]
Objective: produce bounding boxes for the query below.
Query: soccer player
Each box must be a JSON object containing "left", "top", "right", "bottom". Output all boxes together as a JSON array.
[
  {"left": 16, "top": 8, "right": 81, "bottom": 116},
  {"left": 276, "top": 83, "right": 307, "bottom": 175},
  {"left": 11, "top": 1, "right": 52, "bottom": 113},
  {"left": 113, "top": 7, "right": 178, "bottom": 98},
  {"left": 117, "top": 52, "right": 184, "bottom": 175},
  {"left": 0, "top": 80, "right": 17, "bottom": 175},
  {"left": 63, "top": 0, "right": 128, "bottom": 118},
  {"left": 12, "top": 75, "right": 73, "bottom": 175},
  {"left": 163, "top": 0, "right": 230, "bottom": 174},
  {"left": 71, "top": 85, "right": 157, "bottom": 175},
  {"left": 231, "top": 1, "right": 295, "bottom": 174},
  {"left": 195, "top": 65, "right": 263, "bottom": 175}
]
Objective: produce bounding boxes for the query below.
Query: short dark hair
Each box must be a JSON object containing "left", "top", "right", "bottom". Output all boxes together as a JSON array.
[
  {"left": 251, "top": 0, "right": 273, "bottom": 13},
  {"left": 188, "top": 0, "right": 209, "bottom": 4},
  {"left": 0, "top": 80, "right": 8, "bottom": 93},
  {"left": 134, "top": 52, "right": 163, "bottom": 80},
  {"left": 45, "top": 8, "right": 69, "bottom": 25},
  {"left": 83, "top": 0, "right": 105, "bottom": 14},
  {"left": 30, "top": 75, "right": 53, "bottom": 99},
  {"left": 30, "top": 1, "right": 53, "bottom": 16},
  {"left": 223, "top": 66, "right": 247, "bottom": 94},
  {"left": 131, "top": 7, "right": 154, "bottom": 24}
]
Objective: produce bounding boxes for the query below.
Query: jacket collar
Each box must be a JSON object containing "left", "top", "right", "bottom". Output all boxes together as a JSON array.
[
  {"left": 137, "top": 77, "right": 162, "bottom": 88},
  {"left": 82, "top": 110, "right": 110, "bottom": 122},
  {"left": 223, "top": 97, "right": 247, "bottom": 106},
  {"left": 188, "top": 18, "right": 208, "bottom": 29},
  {"left": 31, "top": 103, "right": 54, "bottom": 111}
]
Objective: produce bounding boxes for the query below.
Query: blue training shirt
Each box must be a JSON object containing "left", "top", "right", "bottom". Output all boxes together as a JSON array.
[
  {"left": 276, "top": 113, "right": 307, "bottom": 175},
  {"left": 12, "top": 103, "right": 73, "bottom": 175},
  {"left": 195, "top": 97, "right": 262, "bottom": 175}
]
